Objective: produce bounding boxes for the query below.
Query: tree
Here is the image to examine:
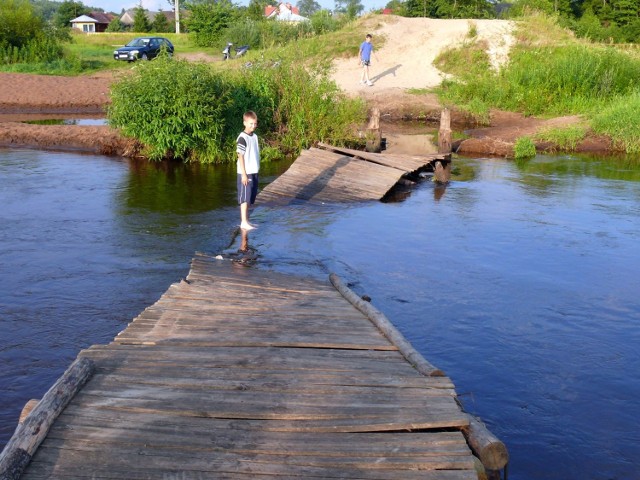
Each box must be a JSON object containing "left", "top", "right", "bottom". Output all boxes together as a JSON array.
[
  {"left": 384, "top": 0, "right": 408, "bottom": 15},
  {"left": 0, "top": 0, "right": 45, "bottom": 47},
  {"left": 151, "top": 11, "right": 171, "bottom": 32},
  {"left": 52, "top": 0, "right": 89, "bottom": 28},
  {"left": 30, "top": 0, "right": 60, "bottom": 21},
  {"left": 133, "top": 5, "right": 151, "bottom": 32},
  {"left": 335, "top": 0, "right": 363, "bottom": 17},
  {"left": 297, "top": 0, "right": 321, "bottom": 16},
  {"left": 186, "top": 0, "right": 237, "bottom": 47},
  {"left": 106, "top": 16, "right": 124, "bottom": 32},
  {"left": 247, "top": 0, "right": 269, "bottom": 20}
]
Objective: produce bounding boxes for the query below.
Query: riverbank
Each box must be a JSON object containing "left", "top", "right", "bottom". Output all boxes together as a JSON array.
[{"left": 0, "top": 16, "right": 614, "bottom": 156}]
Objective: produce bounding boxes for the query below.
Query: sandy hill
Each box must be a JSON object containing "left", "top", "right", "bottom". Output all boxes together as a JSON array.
[{"left": 331, "top": 16, "right": 515, "bottom": 94}]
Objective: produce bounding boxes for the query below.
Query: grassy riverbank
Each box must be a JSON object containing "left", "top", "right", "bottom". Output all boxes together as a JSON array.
[{"left": 436, "top": 13, "right": 640, "bottom": 154}]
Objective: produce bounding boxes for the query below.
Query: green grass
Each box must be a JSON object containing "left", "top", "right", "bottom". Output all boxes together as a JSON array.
[
  {"left": 0, "top": 30, "right": 204, "bottom": 75},
  {"left": 432, "top": 12, "right": 640, "bottom": 153},
  {"left": 514, "top": 136, "right": 537, "bottom": 159},
  {"left": 591, "top": 92, "right": 640, "bottom": 153},
  {"left": 535, "top": 124, "right": 588, "bottom": 151}
]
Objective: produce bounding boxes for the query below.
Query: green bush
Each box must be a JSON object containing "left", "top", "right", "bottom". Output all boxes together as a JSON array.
[
  {"left": 108, "top": 57, "right": 231, "bottom": 162},
  {"left": 514, "top": 136, "right": 537, "bottom": 159},
  {"left": 108, "top": 56, "right": 365, "bottom": 163}
]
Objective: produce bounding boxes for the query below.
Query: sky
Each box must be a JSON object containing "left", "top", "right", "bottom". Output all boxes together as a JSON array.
[{"left": 86, "top": 0, "right": 388, "bottom": 15}]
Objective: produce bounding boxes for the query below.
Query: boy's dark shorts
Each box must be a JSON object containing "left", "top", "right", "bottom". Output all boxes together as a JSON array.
[
  {"left": 361, "top": 60, "right": 371, "bottom": 66},
  {"left": 237, "top": 173, "right": 259, "bottom": 205}
]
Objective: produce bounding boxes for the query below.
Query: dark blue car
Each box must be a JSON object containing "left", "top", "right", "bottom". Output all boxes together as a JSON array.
[{"left": 113, "top": 37, "right": 174, "bottom": 62}]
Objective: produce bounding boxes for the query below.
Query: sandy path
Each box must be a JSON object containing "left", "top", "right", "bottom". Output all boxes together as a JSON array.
[{"left": 331, "top": 17, "right": 515, "bottom": 93}]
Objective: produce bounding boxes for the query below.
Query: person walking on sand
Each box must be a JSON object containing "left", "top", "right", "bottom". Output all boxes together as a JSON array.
[
  {"left": 358, "top": 33, "right": 378, "bottom": 86},
  {"left": 237, "top": 111, "right": 260, "bottom": 230}
]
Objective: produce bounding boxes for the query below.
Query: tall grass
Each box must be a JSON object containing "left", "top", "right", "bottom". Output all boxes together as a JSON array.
[
  {"left": 435, "top": 13, "right": 640, "bottom": 151},
  {"left": 439, "top": 42, "right": 640, "bottom": 117},
  {"left": 108, "top": 55, "right": 365, "bottom": 163},
  {"left": 591, "top": 92, "right": 640, "bottom": 153}
]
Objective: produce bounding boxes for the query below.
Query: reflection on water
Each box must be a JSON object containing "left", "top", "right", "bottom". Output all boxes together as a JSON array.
[
  {"left": 1, "top": 149, "right": 639, "bottom": 480},
  {"left": 22, "top": 118, "right": 108, "bottom": 126}
]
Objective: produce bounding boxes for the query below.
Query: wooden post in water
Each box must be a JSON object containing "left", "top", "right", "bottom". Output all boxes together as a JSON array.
[
  {"left": 438, "top": 108, "right": 452, "bottom": 154},
  {"left": 0, "top": 357, "right": 95, "bottom": 480},
  {"left": 434, "top": 108, "right": 452, "bottom": 184},
  {"left": 365, "top": 107, "right": 382, "bottom": 153}
]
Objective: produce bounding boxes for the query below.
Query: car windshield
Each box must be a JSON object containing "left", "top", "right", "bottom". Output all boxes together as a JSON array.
[{"left": 126, "top": 38, "right": 150, "bottom": 48}]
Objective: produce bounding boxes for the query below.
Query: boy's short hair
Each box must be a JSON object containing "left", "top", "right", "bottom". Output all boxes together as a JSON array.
[
  {"left": 366, "top": 34, "right": 372, "bottom": 39},
  {"left": 243, "top": 111, "right": 258, "bottom": 121}
]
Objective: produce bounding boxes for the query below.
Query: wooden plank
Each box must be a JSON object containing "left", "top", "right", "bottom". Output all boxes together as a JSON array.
[
  {"left": 257, "top": 148, "right": 403, "bottom": 203},
  {"left": 13, "top": 254, "right": 490, "bottom": 479},
  {"left": 55, "top": 404, "right": 467, "bottom": 435},
  {"left": 317, "top": 142, "right": 450, "bottom": 172},
  {"left": 29, "top": 440, "right": 476, "bottom": 470},
  {"left": 45, "top": 421, "right": 468, "bottom": 452}
]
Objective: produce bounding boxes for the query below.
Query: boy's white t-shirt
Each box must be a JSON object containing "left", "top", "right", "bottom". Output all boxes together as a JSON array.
[{"left": 236, "top": 131, "right": 260, "bottom": 174}]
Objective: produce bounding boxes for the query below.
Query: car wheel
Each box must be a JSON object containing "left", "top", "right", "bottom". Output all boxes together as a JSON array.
[{"left": 142, "top": 53, "right": 149, "bottom": 61}]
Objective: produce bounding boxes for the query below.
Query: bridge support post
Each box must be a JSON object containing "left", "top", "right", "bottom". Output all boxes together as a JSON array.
[{"left": 365, "top": 107, "right": 382, "bottom": 153}]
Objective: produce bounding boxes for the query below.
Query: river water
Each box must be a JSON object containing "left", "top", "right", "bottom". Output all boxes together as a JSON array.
[{"left": 0, "top": 147, "right": 638, "bottom": 479}]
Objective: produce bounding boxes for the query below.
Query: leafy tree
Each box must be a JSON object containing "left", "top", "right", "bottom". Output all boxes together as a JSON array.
[
  {"left": 0, "top": 0, "right": 45, "bottom": 47},
  {"left": 151, "top": 11, "right": 171, "bottom": 32},
  {"left": 384, "top": 0, "right": 408, "bottom": 15},
  {"left": 403, "top": 0, "right": 437, "bottom": 17},
  {"left": 52, "top": 0, "right": 89, "bottom": 28},
  {"left": 335, "top": 0, "right": 363, "bottom": 17},
  {"left": 133, "top": 5, "right": 151, "bottom": 32},
  {"left": 106, "top": 16, "right": 125, "bottom": 32},
  {"left": 186, "top": 0, "right": 237, "bottom": 47},
  {"left": 247, "top": 0, "right": 269, "bottom": 20},
  {"left": 297, "top": 0, "right": 321, "bottom": 16},
  {"left": 30, "top": 0, "right": 60, "bottom": 21}
]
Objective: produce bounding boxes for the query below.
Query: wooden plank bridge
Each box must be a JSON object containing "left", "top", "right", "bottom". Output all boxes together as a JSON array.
[
  {"left": 257, "top": 144, "right": 450, "bottom": 204},
  {"left": 1, "top": 146, "right": 507, "bottom": 479},
  {"left": 1, "top": 254, "right": 507, "bottom": 480}
]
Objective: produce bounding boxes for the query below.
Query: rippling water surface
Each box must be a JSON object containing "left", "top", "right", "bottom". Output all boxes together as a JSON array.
[{"left": 1, "top": 148, "right": 639, "bottom": 479}]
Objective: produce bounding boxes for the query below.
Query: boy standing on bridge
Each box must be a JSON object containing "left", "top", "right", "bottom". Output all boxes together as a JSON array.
[
  {"left": 237, "top": 111, "right": 260, "bottom": 230},
  {"left": 358, "top": 33, "right": 378, "bottom": 86}
]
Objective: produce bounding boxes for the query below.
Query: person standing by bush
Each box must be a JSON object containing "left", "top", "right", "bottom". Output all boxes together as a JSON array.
[
  {"left": 237, "top": 111, "right": 260, "bottom": 230},
  {"left": 358, "top": 33, "right": 377, "bottom": 86}
]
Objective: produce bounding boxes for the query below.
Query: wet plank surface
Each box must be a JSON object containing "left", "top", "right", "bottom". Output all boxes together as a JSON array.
[
  {"left": 21, "top": 254, "right": 476, "bottom": 479},
  {"left": 258, "top": 146, "right": 450, "bottom": 204}
]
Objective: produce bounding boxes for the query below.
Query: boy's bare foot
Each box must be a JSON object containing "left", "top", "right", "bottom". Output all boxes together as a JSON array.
[{"left": 240, "top": 222, "right": 256, "bottom": 230}]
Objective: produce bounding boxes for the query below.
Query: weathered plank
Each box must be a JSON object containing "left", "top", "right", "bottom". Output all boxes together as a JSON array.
[
  {"left": 257, "top": 148, "right": 410, "bottom": 204},
  {"left": 317, "top": 142, "right": 450, "bottom": 172},
  {"left": 13, "top": 254, "right": 487, "bottom": 479}
]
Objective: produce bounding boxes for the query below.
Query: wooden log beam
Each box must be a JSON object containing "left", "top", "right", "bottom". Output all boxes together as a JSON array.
[
  {"left": 0, "top": 357, "right": 95, "bottom": 480},
  {"left": 438, "top": 108, "right": 452, "bottom": 154},
  {"left": 461, "top": 414, "right": 509, "bottom": 472},
  {"left": 329, "top": 273, "right": 444, "bottom": 377}
]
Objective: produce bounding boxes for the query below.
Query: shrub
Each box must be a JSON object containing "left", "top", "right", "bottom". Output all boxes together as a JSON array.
[
  {"left": 514, "top": 136, "right": 537, "bottom": 158},
  {"left": 108, "top": 57, "right": 232, "bottom": 162},
  {"left": 108, "top": 56, "right": 366, "bottom": 163}
]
